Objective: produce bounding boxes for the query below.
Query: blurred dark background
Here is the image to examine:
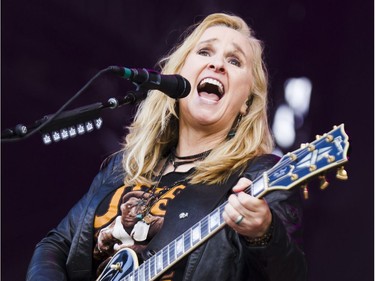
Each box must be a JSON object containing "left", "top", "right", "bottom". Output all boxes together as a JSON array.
[{"left": 1, "top": 1, "right": 373, "bottom": 280}]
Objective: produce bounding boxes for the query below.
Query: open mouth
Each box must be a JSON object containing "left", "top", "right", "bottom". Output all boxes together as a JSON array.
[{"left": 197, "top": 78, "right": 224, "bottom": 100}]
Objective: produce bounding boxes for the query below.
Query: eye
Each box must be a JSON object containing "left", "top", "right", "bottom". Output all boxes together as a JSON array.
[
  {"left": 197, "top": 48, "right": 211, "bottom": 57},
  {"left": 228, "top": 57, "right": 241, "bottom": 67}
]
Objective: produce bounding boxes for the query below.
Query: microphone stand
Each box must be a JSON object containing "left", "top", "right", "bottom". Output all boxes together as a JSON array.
[{"left": 1, "top": 66, "right": 148, "bottom": 144}]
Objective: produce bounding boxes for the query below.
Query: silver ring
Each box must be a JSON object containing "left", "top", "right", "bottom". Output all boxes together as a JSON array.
[{"left": 235, "top": 215, "right": 244, "bottom": 225}]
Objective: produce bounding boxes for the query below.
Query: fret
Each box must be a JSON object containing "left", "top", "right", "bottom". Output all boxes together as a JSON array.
[
  {"left": 191, "top": 222, "right": 201, "bottom": 245},
  {"left": 133, "top": 271, "right": 139, "bottom": 281},
  {"left": 168, "top": 242, "right": 176, "bottom": 265},
  {"left": 183, "top": 231, "right": 191, "bottom": 252},
  {"left": 200, "top": 216, "right": 209, "bottom": 238},
  {"left": 156, "top": 251, "right": 163, "bottom": 273},
  {"left": 149, "top": 255, "right": 156, "bottom": 278},
  {"left": 176, "top": 235, "right": 184, "bottom": 257},
  {"left": 162, "top": 247, "right": 169, "bottom": 269},
  {"left": 125, "top": 272, "right": 134, "bottom": 281},
  {"left": 138, "top": 264, "right": 145, "bottom": 281},
  {"left": 130, "top": 270, "right": 138, "bottom": 281},
  {"left": 209, "top": 208, "right": 220, "bottom": 232},
  {"left": 144, "top": 261, "right": 150, "bottom": 281},
  {"left": 251, "top": 177, "right": 264, "bottom": 197},
  {"left": 219, "top": 205, "right": 225, "bottom": 224}
]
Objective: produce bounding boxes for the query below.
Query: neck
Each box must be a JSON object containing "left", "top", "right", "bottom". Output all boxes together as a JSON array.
[{"left": 176, "top": 126, "right": 227, "bottom": 156}]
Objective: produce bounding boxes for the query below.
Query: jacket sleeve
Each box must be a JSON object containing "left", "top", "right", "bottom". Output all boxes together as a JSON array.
[
  {"left": 242, "top": 154, "right": 308, "bottom": 281},
  {"left": 26, "top": 153, "right": 122, "bottom": 281}
]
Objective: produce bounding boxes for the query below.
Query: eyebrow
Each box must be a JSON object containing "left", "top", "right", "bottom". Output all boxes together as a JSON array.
[{"left": 197, "top": 38, "right": 248, "bottom": 59}]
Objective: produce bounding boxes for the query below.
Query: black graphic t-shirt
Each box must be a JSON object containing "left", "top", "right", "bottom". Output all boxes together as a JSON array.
[{"left": 93, "top": 170, "right": 192, "bottom": 280}]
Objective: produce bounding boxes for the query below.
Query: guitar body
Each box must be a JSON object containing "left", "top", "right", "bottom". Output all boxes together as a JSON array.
[{"left": 97, "top": 248, "right": 138, "bottom": 281}]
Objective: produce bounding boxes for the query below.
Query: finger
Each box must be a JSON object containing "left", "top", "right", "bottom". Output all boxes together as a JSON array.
[
  {"left": 222, "top": 207, "right": 245, "bottom": 229},
  {"left": 229, "top": 192, "right": 258, "bottom": 216},
  {"left": 227, "top": 193, "right": 249, "bottom": 217},
  {"left": 236, "top": 192, "right": 268, "bottom": 213},
  {"left": 232, "top": 177, "right": 252, "bottom": 193},
  {"left": 224, "top": 199, "right": 243, "bottom": 223}
]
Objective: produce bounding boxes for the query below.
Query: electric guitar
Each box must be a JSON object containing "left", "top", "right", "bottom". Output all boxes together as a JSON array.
[{"left": 97, "top": 124, "right": 350, "bottom": 281}]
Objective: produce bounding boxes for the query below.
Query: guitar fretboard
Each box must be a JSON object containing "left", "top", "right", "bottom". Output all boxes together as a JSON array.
[{"left": 123, "top": 202, "right": 229, "bottom": 281}]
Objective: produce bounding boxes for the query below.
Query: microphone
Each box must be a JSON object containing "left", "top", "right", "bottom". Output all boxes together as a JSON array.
[{"left": 110, "top": 66, "right": 191, "bottom": 99}]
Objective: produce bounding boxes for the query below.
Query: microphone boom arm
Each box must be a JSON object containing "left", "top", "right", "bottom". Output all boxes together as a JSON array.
[{"left": 1, "top": 91, "right": 144, "bottom": 144}]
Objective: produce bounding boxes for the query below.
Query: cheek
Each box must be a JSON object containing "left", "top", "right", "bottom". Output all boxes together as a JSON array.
[{"left": 179, "top": 54, "right": 203, "bottom": 81}]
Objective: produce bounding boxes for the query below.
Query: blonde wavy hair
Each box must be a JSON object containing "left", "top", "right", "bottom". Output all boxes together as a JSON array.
[{"left": 122, "top": 13, "right": 274, "bottom": 186}]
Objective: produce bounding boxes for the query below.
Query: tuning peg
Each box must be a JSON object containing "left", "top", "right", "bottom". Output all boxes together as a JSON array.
[
  {"left": 325, "top": 154, "right": 335, "bottom": 163},
  {"left": 324, "top": 133, "right": 334, "bottom": 142},
  {"left": 301, "top": 184, "right": 309, "bottom": 199},
  {"left": 287, "top": 152, "right": 297, "bottom": 161},
  {"left": 315, "top": 134, "right": 322, "bottom": 140},
  {"left": 307, "top": 144, "right": 316, "bottom": 152},
  {"left": 300, "top": 143, "right": 307, "bottom": 148},
  {"left": 336, "top": 166, "right": 348, "bottom": 180},
  {"left": 319, "top": 175, "right": 329, "bottom": 190}
]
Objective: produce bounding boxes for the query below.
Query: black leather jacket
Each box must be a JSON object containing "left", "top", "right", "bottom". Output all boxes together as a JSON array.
[{"left": 27, "top": 153, "right": 307, "bottom": 281}]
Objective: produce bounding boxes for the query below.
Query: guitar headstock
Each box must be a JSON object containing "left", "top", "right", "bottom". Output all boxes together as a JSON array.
[{"left": 254, "top": 124, "right": 349, "bottom": 199}]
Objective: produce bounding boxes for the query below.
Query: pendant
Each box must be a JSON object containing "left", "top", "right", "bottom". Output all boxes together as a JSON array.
[{"left": 131, "top": 220, "right": 150, "bottom": 242}]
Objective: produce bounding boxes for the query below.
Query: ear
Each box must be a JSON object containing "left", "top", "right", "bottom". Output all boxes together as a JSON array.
[
  {"left": 240, "top": 102, "right": 248, "bottom": 115},
  {"left": 240, "top": 95, "right": 253, "bottom": 115}
]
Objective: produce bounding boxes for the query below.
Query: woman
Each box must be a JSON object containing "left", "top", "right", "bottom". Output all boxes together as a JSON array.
[{"left": 27, "top": 13, "right": 307, "bottom": 281}]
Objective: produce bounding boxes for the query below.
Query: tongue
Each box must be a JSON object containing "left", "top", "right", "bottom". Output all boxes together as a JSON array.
[{"left": 199, "top": 91, "right": 220, "bottom": 101}]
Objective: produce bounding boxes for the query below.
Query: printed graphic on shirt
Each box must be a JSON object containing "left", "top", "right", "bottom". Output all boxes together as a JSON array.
[{"left": 93, "top": 180, "right": 187, "bottom": 278}]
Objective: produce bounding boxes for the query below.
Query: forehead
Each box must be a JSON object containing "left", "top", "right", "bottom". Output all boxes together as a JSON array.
[{"left": 197, "top": 26, "right": 252, "bottom": 55}]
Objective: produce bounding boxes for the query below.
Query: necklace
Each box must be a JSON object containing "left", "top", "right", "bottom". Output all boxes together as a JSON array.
[
  {"left": 139, "top": 149, "right": 211, "bottom": 218},
  {"left": 171, "top": 148, "right": 211, "bottom": 160},
  {"left": 132, "top": 150, "right": 209, "bottom": 241},
  {"left": 170, "top": 148, "right": 211, "bottom": 171},
  {"left": 137, "top": 153, "right": 174, "bottom": 219}
]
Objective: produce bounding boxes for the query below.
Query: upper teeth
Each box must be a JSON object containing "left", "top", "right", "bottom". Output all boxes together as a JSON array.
[{"left": 200, "top": 78, "right": 224, "bottom": 94}]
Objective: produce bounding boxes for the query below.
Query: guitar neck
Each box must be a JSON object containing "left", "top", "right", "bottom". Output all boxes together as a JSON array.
[{"left": 123, "top": 201, "right": 228, "bottom": 281}]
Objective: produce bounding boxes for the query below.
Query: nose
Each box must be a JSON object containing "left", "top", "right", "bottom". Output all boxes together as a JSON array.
[
  {"left": 208, "top": 58, "right": 226, "bottom": 74},
  {"left": 129, "top": 207, "right": 137, "bottom": 216}
]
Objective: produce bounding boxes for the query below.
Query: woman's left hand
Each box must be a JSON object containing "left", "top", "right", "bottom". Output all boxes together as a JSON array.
[{"left": 223, "top": 177, "right": 272, "bottom": 239}]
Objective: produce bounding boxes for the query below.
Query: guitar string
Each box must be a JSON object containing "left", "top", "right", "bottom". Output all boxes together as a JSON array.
[
  {"left": 125, "top": 203, "right": 227, "bottom": 280},
  {"left": 123, "top": 163, "right": 305, "bottom": 280},
  {"left": 122, "top": 136, "right": 336, "bottom": 280}
]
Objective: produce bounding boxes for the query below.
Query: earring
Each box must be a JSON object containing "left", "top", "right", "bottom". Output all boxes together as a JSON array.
[
  {"left": 245, "top": 95, "right": 254, "bottom": 114},
  {"left": 227, "top": 114, "right": 243, "bottom": 139}
]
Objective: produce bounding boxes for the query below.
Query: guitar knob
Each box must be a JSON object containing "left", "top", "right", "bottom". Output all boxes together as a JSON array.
[
  {"left": 319, "top": 175, "right": 329, "bottom": 190},
  {"left": 110, "top": 262, "right": 123, "bottom": 272},
  {"left": 336, "top": 166, "right": 348, "bottom": 180}
]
